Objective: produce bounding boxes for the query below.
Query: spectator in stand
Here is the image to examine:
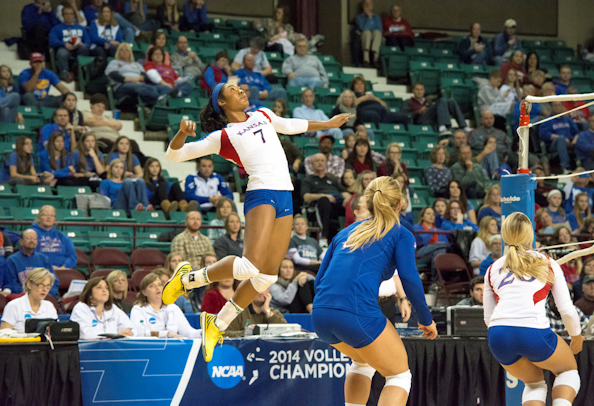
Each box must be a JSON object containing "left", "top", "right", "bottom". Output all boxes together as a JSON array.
[
  {"left": 201, "top": 277, "right": 237, "bottom": 314},
  {"left": 574, "top": 275, "right": 594, "bottom": 316},
  {"left": 524, "top": 52, "right": 549, "bottom": 80},
  {"left": 555, "top": 66, "right": 573, "bottom": 95},
  {"left": 40, "top": 107, "right": 76, "bottom": 152},
  {"left": 107, "top": 136, "right": 143, "bottom": 178},
  {"left": 282, "top": 38, "right": 328, "bottom": 89},
  {"left": 19, "top": 52, "right": 69, "bottom": 108},
  {"left": 201, "top": 51, "right": 231, "bottom": 92},
  {"left": 49, "top": 4, "right": 90, "bottom": 83},
  {"left": 439, "top": 128, "right": 467, "bottom": 167},
  {"left": 355, "top": 0, "right": 382, "bottom": 68},
  {"left": 287, "top": 215, "right": 324, "bottom": 272},
  {"left": 350, "top": 76, "right": 407, "bottom": 128},
  {"left": 563, "top": 87, "right": 590, "bottom": 131},
  {"left": 4, "top": 230, "right": 59, "bottom": 297},
  {"left": 0, "top": 268, "right": 58, "bottom": 332},
  {"left": 477, "top": 70, "right": 513, "bottom": 117},
  {"left": 32, "top": 205, "right": 77, "bottom": 270},
  {"left": 511, "top": 84, "right": 543, "bottom": 134},
  {"left": 539, "top": 101, "right": 579, "bottom": 174},
  {"left": 106, "top": 270, "right": 132, "bottom": 314},
  {"left": 539, "top": 81, "right": 556, "bottom": 119},
  {"left": 563, "top": 170, "right": 591, "bottom": 214},
  {"left": 170, "top": 211, "right": 216, "bottom": 270},
  {"left": 240, "top": 85, "right": 263, "bottom": 112},
  {"left": 500, "top": 68, "right": 523, "bottom": 106},
  {"left": 255, "top": 6, "right": 295, "bottom": 55},
  {"left": 89, "top": 5, "right": 123, "bottom": 58},
  {"left": 451, "top": 145, "right": 490, "bottom": 199},
  {"left": 469, "top": 216, "right": 497, "bottom": 275},
  {"left": 529, "top": 70, "right": 547, "bottom": 97},
  {"left": 106, "top": 43, "right": 169, "bottom": 107},
  {"left": 546, "top": 294, "right": 588, "bottom": 336},
  {"left": 340, "top": 133, "right": 356, "bottom": 160},
  {"left": 143, "top": 157, "right": 187, "bottom": 213},
  {"left": 123, "top": 0, "right": 160, "bottom": 33},
  {"left": 536, "top": 207, "right": 555, "bottom": 236},
  {"left": 151, "top": 267, "right": 194, "bottom": 314},
  {"left": 170, "top": 35, "right": 205, "bottom": 82},
  {"left": 532, "top": 164, "right": 555, "bottom": 207},
  {"left": 62, "top": 92, "right": 88, "bottom": 138},
  {"left": 302, "top": 153, "right": 351, "bottom": 244},
  {"left": 236, "top": 53, "right": 287, "bottom": 103},
  {"left": 456, "top": 276, "right": 484, "bottom": 306},
  {"left": 0, "top": 65, "right": 22, "bottom": 124},
  {"left": 330, "top": 90, "right": 363, "bottom": 137},
  {"left": 576, "top": 116, "right": 594, "bottom": 170},
  {"left": 446, "top": 179, "right": 478, "bottom": 224},
  {"left": 479, "top": 234, "right": 502, "bottom": 276},
  {"left": 413, "top": 206, "right": 448, "bottom": 280},
  {"left": 478, "top": 184, "right": 502, "bottom": 228},
  {"left": 70, "top": 133, "right": 105, "bottom": 188},
  {"left": 208, "top": 197, "right": 233, "bottom": 241},
  {"left": 56, "top": 0, "right": 88, "bottom": 27},
  {"left": 71, "top": 277, "right": 135, "bottom": 339},
  {"left": 213, "top": 212, "right": 243, "bottom": 259},
  {"left": 225, "top": 288, "right": 286, "bottom": 337},
  {"left": 293, "top": 89, "right": 343, "bottom": 139},
  {"left": 546, "top": 189, "right": 566, "bottom": 224},
  {"left": 83, "top": 93, "right": 122, "bottom": 143},
  {"left": 165, "top": 253, "right": 183, "bottom": 276},
  {"left": 342, "top": 168, "right": 356, "bottom": 192},
  {"left": 304, "top": 134, "right": 345, "bottom": 179},
  {"left": 382, "top": 5, "right": 414, "bottom": 51},
  {"left": 345, "top": 138, "right": 376, "bottom": 174},
  {"left": 425, "top": 145, "right": 452, "bottom": 198},
  {"left": 470, "top": 110, "right": 510, "bottom": 165},
  {"left": 100, "top": 159, "right": 152, "bottom": 212},
  {"left": 441, "top": 200, "right": 479, "bottom": 232},
  {"left": 83, "top": 0, "right": 140, "bottom": 44},
  {"left": 377, "top": 142, "right": 408, "bottom": 180},
  {"left": 130, "top": 273, "right": 201, "bottom": 337},
  {"left": 567, "top": 192, "right": 591, "bottom": 232},
  {"left": 184, "top": 156, "right": 233, "bottom": 213},
  {"left": 403, "top": 83, "right": 471, "bottom": 136},
  {"left": 572, "top": 257, "right": 594, "bottom": 303},
  {"left": 22, "top": 0, "right": 60, "bottom": 55},
  {"left": 459, "top": 23, "right": 488, "bottom": 65},
  {"left": 0, "top": 136, "right": 48, "bottom": 186},
  {"left": 157, "top": 0, "right": 180, "bottom": 33},
  {"left": 270, "top": 258, "right": 315, "bottom": 313},
  {"left": 398, "top": 196, "right": 414, "bottom": 233},
  {"left": 232, "top": 37, "right": 273, "bottom": 79},
  {"left": 39, "top": 132, "right": 75, "bottom": 185},
  {"left": 493, "top": 19, "right": 522, "bottom": 66},
  {"left": 272, "top": 98, "right": 288, "bottom": 118},
  {"left": 433, "top": 198, "right": 447, "bottom": 228},
  {"left": 500, "top": 50, "right": 526, "bottom": 85},
  {"left": 145, "top": 47, "right": 193, "bottom": 98},
  {"left": 180, "top": 0, "right": 213, "bottom": 33},
  {"left": 145, "top": 32, "right": 170, "bottom": 66}
]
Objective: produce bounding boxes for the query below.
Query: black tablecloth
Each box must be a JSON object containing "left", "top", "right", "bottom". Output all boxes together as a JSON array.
[{"left": 0, "top": 341, "right": 82, "bottom": 406}]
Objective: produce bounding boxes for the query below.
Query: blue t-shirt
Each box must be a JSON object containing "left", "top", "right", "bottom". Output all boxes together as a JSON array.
[
  {"left": 566, "top": 212, "right": 586, "bottom": 231},
  {"left": 546, "top": 207, "right": 566, "bottom": 224},
  {"left": 38, "top": 150, "right": 70, "bottom": 178},
  {"left": 39, "top": 123, "right": 72, "bottom": 152},
  {"left": 145, "top": 178, "right": 171, "bottom": 201},
  {"left": 313, "top": 221, "right": 433, "bottom": 326},
  {"left": 477, "top": 206, "right": 502, "bottom": 230},
  {"left": 99, "top": 179, "right": 123, "bottom": 208},
  {"left": 0, "top": 151, "right": 34, "bottom": 184},
  {"left": 18, "top": 68, "right": 60, "bottom": 100},
  {"left": 479, "top": 254, "right": 496, "bottom": 276},
  {"left": 70, "top": 150, "right": 104, "bottom": 173},
  {"left": 107, "top": 152, "right": 140, "bottom": 169},
  {"left": 441, "top": 219, "right": 479, "bottom": 232}
]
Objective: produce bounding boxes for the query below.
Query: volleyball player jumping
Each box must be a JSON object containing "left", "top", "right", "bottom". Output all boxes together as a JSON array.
[
  {"left": 484, "top": 212, "right": 583, "bottom": 406},
  {"left": 312, "top": 176, "right": 437, "bottom": 406},
  {"left": 162, "top": 82, "right": 352, "bottom": 362}
]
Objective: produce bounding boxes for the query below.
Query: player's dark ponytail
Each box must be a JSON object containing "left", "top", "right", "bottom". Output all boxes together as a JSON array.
[{"left": 200, "top": 94, "right": 228, "bottom": 134}]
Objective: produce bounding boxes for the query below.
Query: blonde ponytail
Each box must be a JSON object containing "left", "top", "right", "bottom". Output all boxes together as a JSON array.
[
  {"left": 502, "top": 212, "right": 552, "bottom": 283},
  {"left": 345, "top": 176, "right": 401, "bottom": 251}
]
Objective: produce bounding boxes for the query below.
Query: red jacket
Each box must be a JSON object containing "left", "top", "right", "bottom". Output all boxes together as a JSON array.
[
  {"left": 201, "top": 289, "right": 228, "bottom": 314},
  {"left": 382, "top": 17, "right": 414, "bottom": 39}
]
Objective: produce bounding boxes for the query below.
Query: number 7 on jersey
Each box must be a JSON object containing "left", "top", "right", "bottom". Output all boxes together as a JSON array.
[{"left": 254, "top": 129, "right": 266, "bottom": 143}]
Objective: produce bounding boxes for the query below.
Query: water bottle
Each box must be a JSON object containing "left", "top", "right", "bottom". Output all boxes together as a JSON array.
[
  {"left": 138, "top": 320, "right": 146, "bottom": 337},
  {"left": 245, "top": 319, "right": 254, "bottom": 336}
]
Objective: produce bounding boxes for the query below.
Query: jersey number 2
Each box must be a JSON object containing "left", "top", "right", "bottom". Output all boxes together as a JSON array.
[
  {"left": 254, "top": 129, "right": 266, "bottom": 143},
  {"left": 497, "top": 272, "right": 536, "bottom": 289}
]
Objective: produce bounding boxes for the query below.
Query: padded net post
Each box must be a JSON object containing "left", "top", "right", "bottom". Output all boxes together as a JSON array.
[{"left": 517, "top": 101, "right": 531, "bottom": 174}]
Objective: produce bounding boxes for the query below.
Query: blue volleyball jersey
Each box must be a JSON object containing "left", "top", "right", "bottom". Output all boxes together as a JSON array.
[{"left": 313, "top": 221, "right": 433, "bottom": 326}]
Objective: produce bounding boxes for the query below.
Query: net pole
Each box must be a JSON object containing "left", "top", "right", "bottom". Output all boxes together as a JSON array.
[{"left": 517, "top": 101, "right": 531, "bottom": 174}]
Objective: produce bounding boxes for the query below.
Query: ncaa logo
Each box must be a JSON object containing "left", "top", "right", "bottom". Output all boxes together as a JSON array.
[
  {"left": 208, "top": 345, "right": 244, "bottom": 389},
  {"left": 24, "top": 314, "right": 32, "bottom": 319},
  {"left": 148, "top": 317, "right": 157, "bottom": 325},
  {"left": 92, "top": 319, "right": 98, "bottom": 327}
]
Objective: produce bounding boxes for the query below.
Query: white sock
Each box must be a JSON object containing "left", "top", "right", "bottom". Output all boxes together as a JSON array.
[
  {"left": 181, "top": 267, "right": 209, "bottom": 289},
  {"left": 215, "top": 299, "right": 243, "bottom": 331},
  {"left": 552, "top": 399, "right": 572, "bottom": 406}
]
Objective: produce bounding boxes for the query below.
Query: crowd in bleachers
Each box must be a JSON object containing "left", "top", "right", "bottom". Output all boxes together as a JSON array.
[{"left": 2, "top": 0, "right": 594, "bottom": 337}]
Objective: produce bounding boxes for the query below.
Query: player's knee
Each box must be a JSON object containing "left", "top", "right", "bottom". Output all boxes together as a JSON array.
[
  {"left": 384, "top": 370, "right": 412, "bottom": 394},
  {"left": 250, "top": 273, "right": 278, "bottom": 292},
  {"left": 232, "top": 256, "right": 260, "bottom": 280},
  {"left": 553, "top": 369, "right": 580, "bottom": 395},
  {"left": 522, "top": 380, "right": 547, "bottom": 404},
  {"left": 347, "top": 361, "right": 375, "bottom": 380}
]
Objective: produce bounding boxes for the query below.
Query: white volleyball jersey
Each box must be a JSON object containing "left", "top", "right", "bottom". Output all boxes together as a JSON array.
[
  {"left": 483, "top": 251, "right": 581, "bottom": 336},
  {"left": 166, "top": 108, "right": 309, "bottom": 192}
]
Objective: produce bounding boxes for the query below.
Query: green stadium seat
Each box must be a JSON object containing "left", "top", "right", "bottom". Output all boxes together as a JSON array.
[
  {"left": 64, "top": 230, "right": 90, "bottom": 251},
  {"left": 384, "top": 135, "right": 411, "bottom": 149},
  {"left": 440, "top": 78, "right": 474, "bottom": 116},
  {"left": 381, "top": 53, "right": 409, "bottom": 78},
  {"left": 90, "top": 209, "right": 136, "bottom": 234},
  {"left": 56, "top": 208, "right": 95, "bottom": 233},
  {"left": 18, "top": 106, "right": 46, "bottom": 128},
  {"left": 88, "top": 231, "right": 133, "bottom": 250},
  {"left": 130, "top": 210, "right": 176, "bottom": 232},
  {"left": 137, "top": 100, "right": 176, "bottom": 132},
  {"left": 434, "top": 62, "right": 465, "bottom": 80},
  {"left": 410, "top": 192, "right": 428, "bottom": 209},
  {"left": 169, "top": 211, "right": 187, "bottom": 224},
  {"left": 0, "top": 141, "right": 15, "bottom": 155},
  {"left": 136, "top": 232, "right": 171, "bottom": 252},
  {"left": 408, "top": 124, "right": 438, "bottom": 137},
  {"left": 400, "top": 152, "right": 417, "bottom": 167},
  {"left": 432, "top": 41, "right": 457, "bottom": 52},
  {"left": 15, "top": 184, "right": 63, "bottom": 208},
  {"left": 461, "top": 64, "right": 489, "bottom": 80},
  {"left": 372, "top": 91, "right": 402, "bottom": 109},
  {"left": 0, "top": 184, "right": 20, "bottom": 209},
  {"left": 409, "top": 61, "right": 440, "bottom": 94},
  {"left": 10, "top": 207, "right": 40, "bottom": 229},
  {"left": 378, "top": 123, "right": 409, "bottom": 136},
  {"left": 287, "top": 85, "right": 307, "bottom": 103},
  {"left": 56, "top": 186, "right": 92, "bottom": 208}
]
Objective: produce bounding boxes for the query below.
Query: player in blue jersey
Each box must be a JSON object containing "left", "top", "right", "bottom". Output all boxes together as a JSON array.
[{"left": 312, "top": 176, "right": 437, "bottom": 406}]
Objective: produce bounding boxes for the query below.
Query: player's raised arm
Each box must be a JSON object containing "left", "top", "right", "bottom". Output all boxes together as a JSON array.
[
  {"left": 166, "top": 119, "right": 220, "bottom": 163},
  {"left": 263, "top": 107, "right": 353, "bottom": 135},
  {"left": 170, "top": 119, "right": 197, "bottom": 150}
]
